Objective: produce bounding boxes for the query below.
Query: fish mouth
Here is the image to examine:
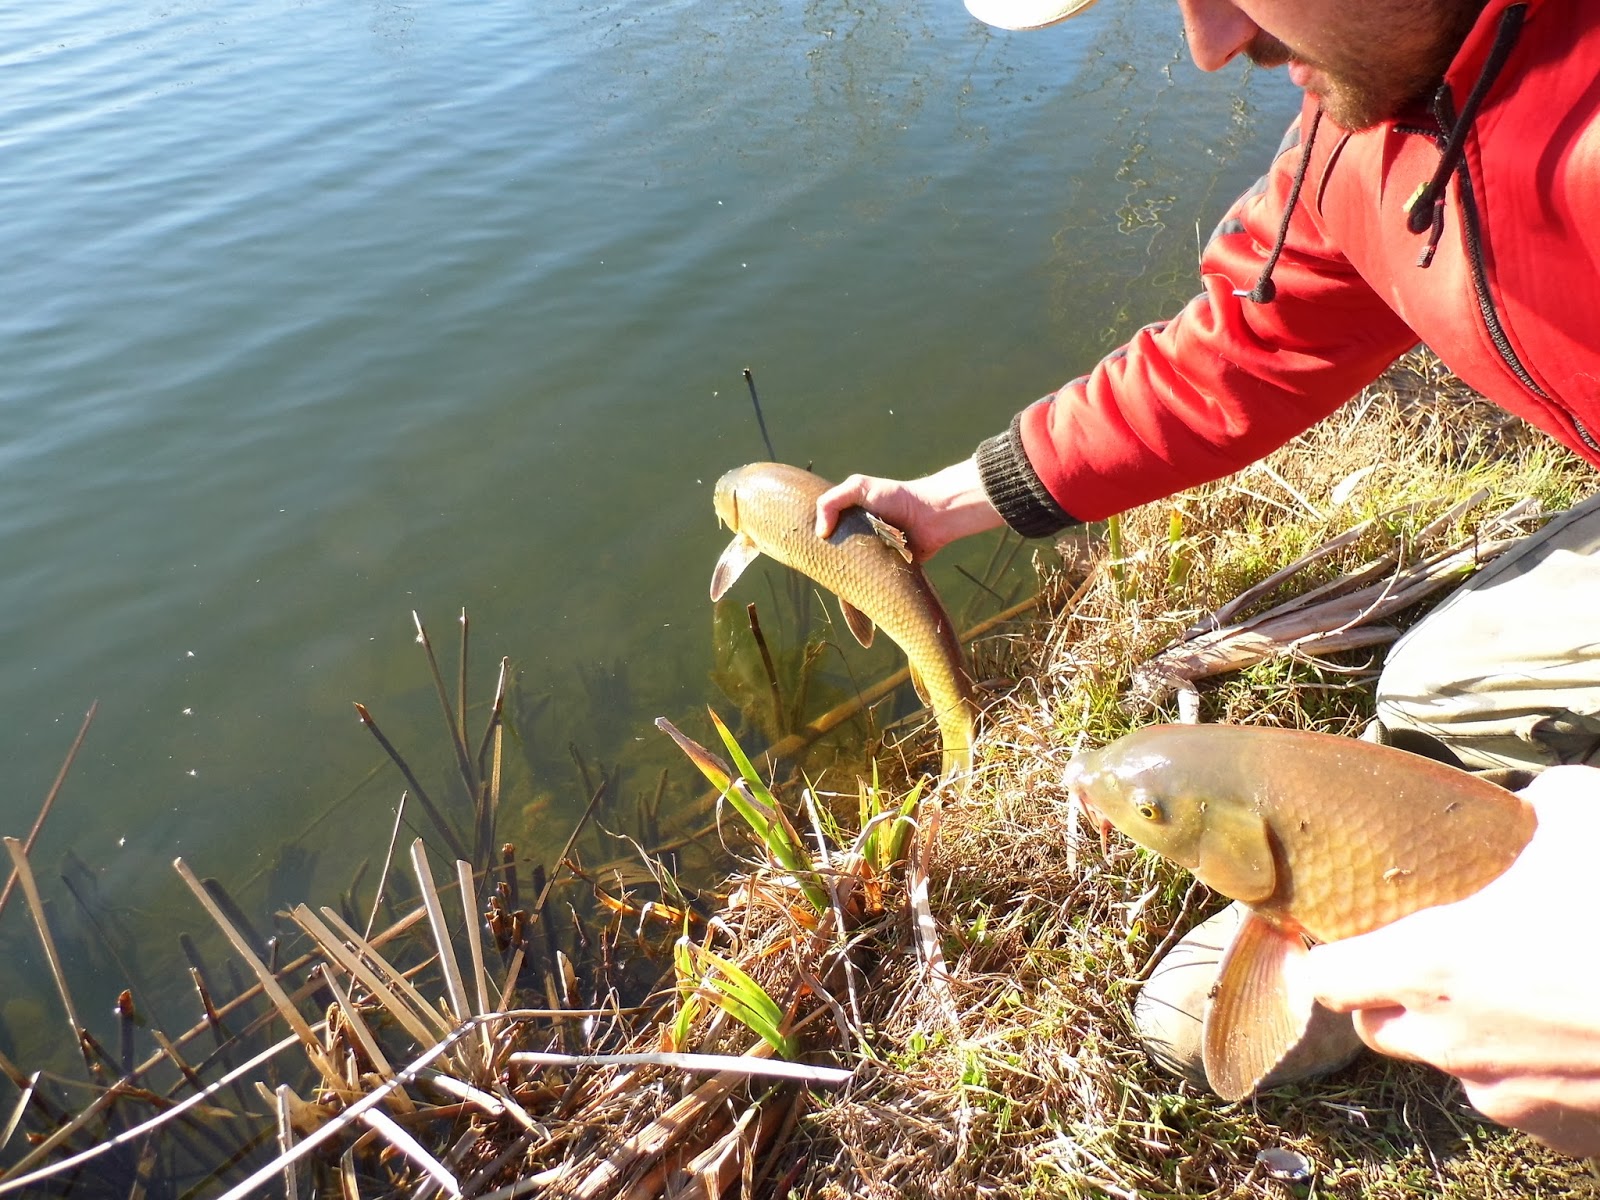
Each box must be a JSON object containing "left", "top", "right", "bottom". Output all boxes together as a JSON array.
[
  {"left": 1074, "top": 791, "right": 1113, "bottom": 858},
  {"left": 1062, "top": 759, "right": 1114, "bottom": 858}
]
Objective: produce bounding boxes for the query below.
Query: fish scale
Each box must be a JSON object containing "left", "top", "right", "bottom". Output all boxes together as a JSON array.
[
  {"left": 1196, "top": 729, "right": 1536, "bottom": 940},
  {"left": 710, "top": 462, "right": 976, "bottom": 778}
]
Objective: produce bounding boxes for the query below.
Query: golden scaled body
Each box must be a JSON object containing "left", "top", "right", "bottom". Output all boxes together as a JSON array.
[
  {"left": 1066, "top": 723, "right": 1536, "bottom": 1099},
  {"left": 710, "top": 462, "right": 976, "bottom": 778}
]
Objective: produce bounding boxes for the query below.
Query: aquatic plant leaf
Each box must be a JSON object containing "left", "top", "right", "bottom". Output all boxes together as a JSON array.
[
  {"left": 0, "top": 1070, "right": 38, "bottom": 1155},
  {"left": 314, "top": 966, "right": 415, "bottom": 1113},
  {"left": 670, "top": 936, "right": 702, "bottom": 1053},
  {"left": 409, "top": 841, "right": 473, "bottom": 1027},
  {"left": 173, "top": 857, "right": 348, "bottom": 1095},
  {"left": 272, "top": 1084, "right": 301, "bottom": 1200},
  {"left": 0, "top": 701, "right": 96, "bottom": 926},
  {"left": 300, "top": 905, "right": 451, "bottom": 1044},
  {"left": 703, "top": 709, "right": 814, "bottom": 874},
  {"left": 858, "top": 773, "right": 924, "bottom": 872},
  {"left": 655, "top": 715, "right": 826, "bottom": 910},
  {"left": 654, "top": 716, "right": 734, "bottom": 795},
  {"left": 683, "top": 945, "right": 795, "bottom": 1059},
  {"left": 454, "top": 859, "right": 493, "bottom": 1018},
  {"left": 507, "top": 1049, "right": 850, "bottom": 1084},
  {"left": 2, "top": 839, "right": 88, "bottom": 1073},
  {"left": 360, "top": 1106, "right": 462, "bottom": 1197}
]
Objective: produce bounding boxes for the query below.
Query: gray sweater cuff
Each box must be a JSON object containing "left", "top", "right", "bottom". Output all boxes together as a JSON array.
[{"left": 975, "top": 412, "right": 1080, "bottom": 538}]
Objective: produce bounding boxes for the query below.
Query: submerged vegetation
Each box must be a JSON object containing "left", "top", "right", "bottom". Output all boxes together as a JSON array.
[{"left": 2, "top": 349, "right": 1598, "bottom": 1197}]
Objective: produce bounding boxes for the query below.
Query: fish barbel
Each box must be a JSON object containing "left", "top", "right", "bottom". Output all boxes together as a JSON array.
[
  {"left": 710, "top": 462, "right": 976, "bottom": 779},
  {"left": 1063, "top": 723, "right": 1537, "bottom": 1100}
]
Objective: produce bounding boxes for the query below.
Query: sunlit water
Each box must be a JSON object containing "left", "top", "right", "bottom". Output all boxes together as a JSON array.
[{"left": 0, "top": 0, "right": 1297, "bottom": 1065}]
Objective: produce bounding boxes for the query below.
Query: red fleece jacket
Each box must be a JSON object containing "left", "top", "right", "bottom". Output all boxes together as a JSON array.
[{"left": 976, "top": 0, "right": 1600, "bottom": 534}]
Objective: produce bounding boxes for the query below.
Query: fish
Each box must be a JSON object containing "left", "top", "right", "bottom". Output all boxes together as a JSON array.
[
  {"left": 710, "top": 462, "right": 976, "bottom": 779},
  {"left": 1063, "top": 722, "right": 1538, "bottom": 1100}
]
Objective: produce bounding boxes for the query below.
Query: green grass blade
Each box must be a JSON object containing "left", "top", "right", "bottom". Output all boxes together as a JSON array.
[
  {"left": 686, "top": 946, "right": 794, "bottom": 1058},
  {"left": 656, "top": 714, "right": 829, "bottom": 912},
  {"left": 703, "top": 710, "right": 812, "bottom": 871}
]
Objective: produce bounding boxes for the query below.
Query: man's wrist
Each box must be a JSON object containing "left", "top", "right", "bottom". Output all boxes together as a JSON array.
[{"left": 975, "top": 414, "right": 1078, "bottom": 538}]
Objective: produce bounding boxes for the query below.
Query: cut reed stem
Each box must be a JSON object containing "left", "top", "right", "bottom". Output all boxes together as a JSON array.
[
  {"left": 354, "top": 702, "right": 468, "bottom": 861},
  {"left": 2, "top": 837, "right": 94, "bottom": 1078},
  {"left": 0, "top": 700, "right": 97, "bottom": 923}
]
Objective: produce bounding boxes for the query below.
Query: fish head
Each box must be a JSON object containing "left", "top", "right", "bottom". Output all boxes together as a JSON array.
[
  {"left": 1064, "top": 740, "right": 1211, "bottom": 863},
  {"left": 1063, "top": 734, "right": 1277, "bottom": 903}
]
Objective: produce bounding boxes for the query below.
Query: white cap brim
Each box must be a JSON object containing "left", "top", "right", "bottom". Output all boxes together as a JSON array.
[{"left": 963, "top": 0, "right": 1102, "bottom": 31}]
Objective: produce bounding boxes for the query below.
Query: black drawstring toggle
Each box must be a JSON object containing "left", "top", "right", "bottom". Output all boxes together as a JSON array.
[
  {"left": 1405, "top": 5, "right": 1527, "bottom": 259},
  {"left": 1234, "top": 276, "right": 1276, "bottom": 304}
]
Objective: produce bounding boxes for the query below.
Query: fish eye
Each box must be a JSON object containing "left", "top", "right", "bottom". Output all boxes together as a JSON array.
[{"left": 1135, "top": 798, "right": 1164, "bottom": 823}]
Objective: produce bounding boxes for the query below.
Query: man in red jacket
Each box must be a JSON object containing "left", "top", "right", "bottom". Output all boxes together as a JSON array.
[{"left": 817, "top": 0, "right": 1600, "bottom": 1155}]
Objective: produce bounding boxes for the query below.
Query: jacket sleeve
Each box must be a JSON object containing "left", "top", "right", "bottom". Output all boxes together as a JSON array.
[{"left": 977, "top": 102, "right": 1420, "bottom": 533}]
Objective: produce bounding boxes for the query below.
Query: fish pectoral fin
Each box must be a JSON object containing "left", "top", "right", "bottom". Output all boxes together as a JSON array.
[
  {"left": 710, "top": 534, "right": 763, "bottom": 601},
  {"left": 839, "top": 599, "right": 876, "bottom": 648},
  {"left": 908, "top": 662, "right": 931, "bottom": 705},
  {"left": 1193, "top": 805, "right": 1276, "bottom": 904},
  {"left": 1201, "top": 912, "right": 1314, "bottom": 1102},
  {"left": 864, "top": 513, "right": 914, "bottom": 563}
]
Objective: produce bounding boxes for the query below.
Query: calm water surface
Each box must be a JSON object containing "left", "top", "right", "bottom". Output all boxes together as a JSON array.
[{"left": 0, "top": 0, "right": 1296, "bottom": 1054}]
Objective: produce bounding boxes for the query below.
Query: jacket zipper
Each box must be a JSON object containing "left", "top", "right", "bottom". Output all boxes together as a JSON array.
[
  {"left": 1437, "top": 131, "right": 1600, "bottom": 456},
  {"left": 1454, "top": 169, "right": 1600, "bottom": 454},
  {"left": 1453, "top": 169, "right": 1544, "bottom": 398}
]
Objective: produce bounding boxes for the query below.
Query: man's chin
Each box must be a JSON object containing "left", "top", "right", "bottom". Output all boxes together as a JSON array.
[{"left": 1309, "top": 74, "right": 1443, "bottom": 132}]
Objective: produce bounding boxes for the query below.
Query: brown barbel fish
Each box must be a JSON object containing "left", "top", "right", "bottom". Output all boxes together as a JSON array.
[
  {"left": 1064, "top": 723, "right": 1537, "bottom": 1100},
  {"left": 710, "top": 462, "right": 976, "bottom": 779}
]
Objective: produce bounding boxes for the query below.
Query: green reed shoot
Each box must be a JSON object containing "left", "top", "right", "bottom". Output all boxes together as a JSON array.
[
  {"left": 655, "top": 712, "right": 828, "bottom": 912},
  {"left": 670, "top": 934, "right": 702, "bottom": 1052},
  {"left": 858, "top": 764, "right": 921, "bottom": 874},
  {"left": 1106, "top": 513, "right": 1130, "bottom": 600},
  {"left": 1167, "top": 506, "right": 1194, "bottom": 590},
  {"left": 675, "top": 938, "right": 796, "bottom": 1059}
]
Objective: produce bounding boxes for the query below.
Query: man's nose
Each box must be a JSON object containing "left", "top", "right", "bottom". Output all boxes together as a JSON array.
[{"left": 1176, "top": 0, "right": 1260, "bottom": 71}]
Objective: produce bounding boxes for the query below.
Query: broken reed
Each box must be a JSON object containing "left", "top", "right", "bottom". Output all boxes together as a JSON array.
[{"left": 0, "top": 610, "right": 602, "bottom": 1195}]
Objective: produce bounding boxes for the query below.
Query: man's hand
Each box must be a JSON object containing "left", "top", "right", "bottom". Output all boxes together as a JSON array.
[
  {"left": 814, "top": 458, "right": 1006, "bottom": 560},
  {"left": 1306, "top": 765, "right": 1600, "bottom": 1156}
]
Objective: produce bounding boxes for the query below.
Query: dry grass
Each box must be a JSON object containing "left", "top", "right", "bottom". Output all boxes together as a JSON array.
[{"left": 781, "top": 348, "right": 1599, "bottom": 1199}]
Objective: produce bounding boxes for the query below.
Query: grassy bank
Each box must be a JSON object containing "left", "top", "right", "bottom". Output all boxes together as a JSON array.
[
  {"left": 788, "top": 348, "right": 1597, "bottom": 1198},
  {"left": 3, "top": 349, "right": 1597, "bottom": 1198}
]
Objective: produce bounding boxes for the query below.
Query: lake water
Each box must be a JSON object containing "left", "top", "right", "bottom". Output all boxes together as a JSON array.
[{"left": 0, "top": 0, "right": 1296, "bottom": 1060}]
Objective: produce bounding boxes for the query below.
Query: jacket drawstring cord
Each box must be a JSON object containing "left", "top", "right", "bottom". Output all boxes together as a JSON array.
[
  {"left": 1235, "top": 107, "right": 1323, "bottom": 305},
  {"left": 1408, "top": 2, "right": 1528, "bottom": 266}
]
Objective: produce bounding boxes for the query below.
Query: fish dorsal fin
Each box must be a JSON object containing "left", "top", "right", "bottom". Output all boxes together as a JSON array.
[
  {"left": 839, "top": 599, "right": 875, "bottom": 648},
  {"left": 1193, "top": 804, "right": 1276, "bottom": 904},
  {"left": 864, "top": 513, "right": 914, "bottom": 562},
  {"left": 710, "top": 534, "right": 762, "bottom": 601},
  {"left": 1201, "top": 911, "right": 1313, "bottom": 1101},
  {"left": 908, "top": 661, "right": 931, "bottom": 705}
]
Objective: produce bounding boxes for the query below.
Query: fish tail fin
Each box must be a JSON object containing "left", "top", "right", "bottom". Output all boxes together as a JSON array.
[
  {"left": 1201, "top": 911, "right": 1314, "bottom": 1101},
  {"left": 940, "top": 742, "right": 972, "bottom": 782},
  {"left": 937, "top": 704, "right": 976, "bottom": 784}
]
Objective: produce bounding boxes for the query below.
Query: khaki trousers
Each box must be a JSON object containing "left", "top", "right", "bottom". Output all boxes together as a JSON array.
[{"left": 1376, "top": 491, "right": 1600, "bottom": 772}]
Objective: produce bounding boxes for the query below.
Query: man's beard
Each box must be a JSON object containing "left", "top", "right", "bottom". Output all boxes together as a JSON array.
[{"left": 1245, "top": 30, "right": 1446, "bottom": 131}]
